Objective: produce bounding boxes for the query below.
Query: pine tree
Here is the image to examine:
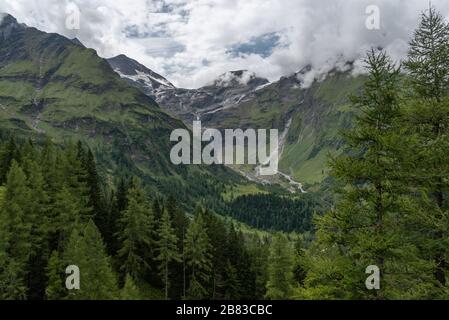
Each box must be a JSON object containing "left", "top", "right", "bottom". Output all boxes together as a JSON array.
[
  {"left": 201, "top": 208, "right": 228, "bottom": 299},
  {"left": 223, "top": 260, "right": 239, "bottom": 300},
  {"left": 120, "top": 274, "right": 142, "bottom": 300},
  {"left": 117, "top": 177, "right": 156, "bottom": 282},
  {"left": 49, "top": 186, "right": 83, "bottom": 251},
  {"left": 108, "top": 178, "right": 128, "bottom": 255},
  {"left": 45, "top": 251, "right": 66, "bottom": 300},
  {"left": 184, "top": 211, "right": 212, "bottom": 299},
  {"left": 0, "top": 136, "right": 19, "bottom": 185},
  {"left": 165, "top": 195, "right": 189, "bottom": 299},
  {"left": 0, "top": 161, "right": 31, "bottom": 299},
  {"left": 303, "top": 49, "right": 433, "bottom": 299},
  {"left": 22, "top": 156, "right": 50, "bottom": 299},
  {"left": 64, "top": 221, "right": 118, "bottom": 300},
  {"left": 156, "top": 209, "right": 181, "bottom": 300},
  {"left": 403, "top": 6, "right": 449, "bottom": 289},
  {"left": 247, "top": 236, "right": 269, "bottom": 299},
  {"left": 82, "top": 148, "right": 107, "bottom": 239},
  {"left": 405, "top": 6, "right": 449, "bottom": 100},
  {"left": 293, "top": 238, "right": 307, "bottom": 287},
  {"left": 61, "top": 141, "right": 92, "bottom": 220},
  {"left": 265, "top": 234, "right": 294, "bottom": 300}
]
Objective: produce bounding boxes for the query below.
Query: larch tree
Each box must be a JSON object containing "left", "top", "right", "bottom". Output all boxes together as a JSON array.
[
  {"left": 403, "top": 6, "right": 449, "bottom": 290},
  {"left": 184, "top": 211, "right": 212, "bottom": 299},
  {"left": 156, "top": 209, "right": 181, "bottom": 300}
]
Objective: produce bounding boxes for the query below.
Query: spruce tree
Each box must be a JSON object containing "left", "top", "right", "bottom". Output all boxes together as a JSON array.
[
  {"left": 166, "top": 195, "right": 189, "bottom": 299},
  {"left": 304, "top": 49, "right": 433, "bottom": 299},
  {"left": 184, "top": 211, "right": 212, "bottom": 299},
  {"left": 0, "top": 136, "right": 19, "bottom": 185},
  {"left": 64, "top": 221, "right": 118, "bottom": 300},
  {"left": 120, "top": 274, "right": 142, "bottom": 300},
  {"left": 265, "top": 234, "right": 294, "bottom": 300},
  {"left": 156, "top": 209, "right": 181, "bottom": 300},
  {"left": 82, "top": 148, "right": 107, "bottom": 239},
  {"left": 117, "top": 177, "right": 156, "bottom": 282},
  {"left": 0, "top": 161, "right": 31, "bottom": 299},
  {"left": 404, "top": 6, "right": 449, "bottom": 289},
  {"left": 45, "top": 251, "right": 66, "bottom": 300}
]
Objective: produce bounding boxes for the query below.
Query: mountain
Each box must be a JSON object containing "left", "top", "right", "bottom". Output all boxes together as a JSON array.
[
  {"left": 107, "top": 53, "right": 364, "bottom": 188},
  {"left": 107, "top": 55, "right": 270, "bottom": 123},
  {"left": 108, "top": 54, "right": 175, "bottom": 100},
  {"left": 0, "top": 13, "right": 246, "bottom": 210},
  {"left": 0, "top": 12, "right": 363, "bottom": 198}
]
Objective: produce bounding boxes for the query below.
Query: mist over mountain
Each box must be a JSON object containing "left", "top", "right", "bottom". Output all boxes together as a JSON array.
[{"left": 2, "top": 0, "right": 449, "bottom": 89}]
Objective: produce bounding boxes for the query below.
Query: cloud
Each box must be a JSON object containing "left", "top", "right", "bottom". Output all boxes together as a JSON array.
[{"left": 1, "top": 0, "right": 449, "bottom": 88}]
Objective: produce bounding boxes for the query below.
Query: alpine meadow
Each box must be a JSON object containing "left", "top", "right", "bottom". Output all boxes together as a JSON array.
[{"left": 1, "top": 1, "right": 449, "bottom": 303}]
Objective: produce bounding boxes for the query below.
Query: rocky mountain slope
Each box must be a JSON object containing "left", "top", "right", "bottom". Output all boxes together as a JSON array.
[
  {"left": 0, "top": 13, "right": 245, "bottom": 209},
  {"left": 107, "top": 54, "right": 364, "bottom": 188},
  {"left": 107, "top": 55, "right": 270, "bottom": 123}
]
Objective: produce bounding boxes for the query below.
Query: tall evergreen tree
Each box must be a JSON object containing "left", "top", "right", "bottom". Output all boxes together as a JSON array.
[
  {"left": 165, "top": 195, "right": 189, "bottom": 299},
  {"left": 63, "top": 221, "right": 118, "bottom": 300},
  {"left": 303, "top": 49, "right": 432, "bottom": 299},
  {"left": 117, "top": 177, "right": 156, "bottom": 282},
  {"left": 184, "top": 210, "right": 212, "bottom": 299},
  {"left": 265, "top": 234, "right": 294, "bottom": 300},
  {"left": 82, "top": 148, "right": 106, "bottom": 238},
  {"left": 156, "top": 209, "right": 181, "bottom": 300},
  {"left": 404, "top": 6, "right": 449, "bottom": 289},
  {"left": 120, "top": 274, "right": 142, "bottom": 300},
  {"left": 0, "top": 161, "right": 31, "bottom": 299},
  {"left": 0, "top": 136, "right": 19, "bottom": 185}
]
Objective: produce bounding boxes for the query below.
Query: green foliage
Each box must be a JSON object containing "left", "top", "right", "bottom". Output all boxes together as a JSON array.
[
  {"left": 402, "top": 6, "right": 449, "bottom": 289},
  {"left": 63, "top": 221, "right": 118, "bottom": 300},
  {"left": 227, "top": 193, "right": 318, "bottom": 232},
  {"left": 303, "top": 49, "right": 435, "bottom": 299},
  {"left": 120, "top": 274, "right": 142, "bottom": 300},
  {"left": 184, "top": 210, "right": 213, "bottom": 299},
  {"left": 156, "top": 209, "right": 181, "bottom": 299},
  {"left": 265, "top": 234, "right": 294, "bottom": 300},
  {"left": 117, "top": 177, "right": 156, "bottom": 281}
]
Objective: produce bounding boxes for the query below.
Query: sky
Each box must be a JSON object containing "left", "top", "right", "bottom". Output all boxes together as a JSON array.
[{"left": 1, "top": 0, "right": 449, "bottom": 88}]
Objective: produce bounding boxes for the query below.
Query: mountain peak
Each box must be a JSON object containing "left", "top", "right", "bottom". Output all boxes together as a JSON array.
[
  {"left": 0, "top": 13, "right": 17, "bottom": 24},
  {"left": 0, "top": 13, "right": 24, "bottom": 40},
  {"left": 0, "top": 13, "right": 20, "bottom": 29},
  {"left": 107, "top": 54, "right": 175, "bottom": 98}
]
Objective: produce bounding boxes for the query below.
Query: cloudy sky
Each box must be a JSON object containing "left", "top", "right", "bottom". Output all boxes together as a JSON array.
[{"left": 1, "top": 0, "right": 449, "bottom": 88}]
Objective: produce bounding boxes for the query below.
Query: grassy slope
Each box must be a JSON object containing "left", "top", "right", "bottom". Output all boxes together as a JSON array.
[
  {"left": 0, "top": 22, "right": 250, "bottom": 212},
  {"left": 280, "top": 73, "right": 364, "bottom": 185},
  {"left": 200, "top": 71, "right": 364, "bottom": 187}
]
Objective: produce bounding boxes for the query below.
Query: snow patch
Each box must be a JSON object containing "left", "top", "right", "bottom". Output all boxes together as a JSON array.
[{"left": 114, "top": 69, "right": 174, "bottom": 90}]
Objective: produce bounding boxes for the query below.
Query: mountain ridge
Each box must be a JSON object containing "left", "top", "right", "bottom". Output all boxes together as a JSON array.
[
  {"left": 0, "top": 13, "right": 250, "bottom": 211},
  {"left": 105, "top": 54, "right": 364, "bottom": 187}
]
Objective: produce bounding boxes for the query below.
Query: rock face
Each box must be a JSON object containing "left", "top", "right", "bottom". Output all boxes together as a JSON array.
[
  {"left": 107, "top": 55, "right": 270, "bottom": 123},
  {"left": 0, "top": 12, "right": 189, "bottom": 177},
  {"left": 107, "top": 53, "right": 365, "bottom": 186},
  {"left": 108, "top": 54, "right": 175, "bottom": 100},
  {"left": 0, "top": 13, "right": 244, "bottom": 210}
]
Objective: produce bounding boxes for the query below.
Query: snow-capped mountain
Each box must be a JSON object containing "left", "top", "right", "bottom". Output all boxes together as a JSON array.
[
  {"left": 108, "top": 54, "right": 176, "bottom": 101},
  {"left": 107, "top": 55, "right": 271, "bottom": 123}
]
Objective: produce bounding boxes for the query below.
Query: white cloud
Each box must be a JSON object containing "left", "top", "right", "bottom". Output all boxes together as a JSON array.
[{"left": 1, "top": 0, "right": 449, "bottom": 88}]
